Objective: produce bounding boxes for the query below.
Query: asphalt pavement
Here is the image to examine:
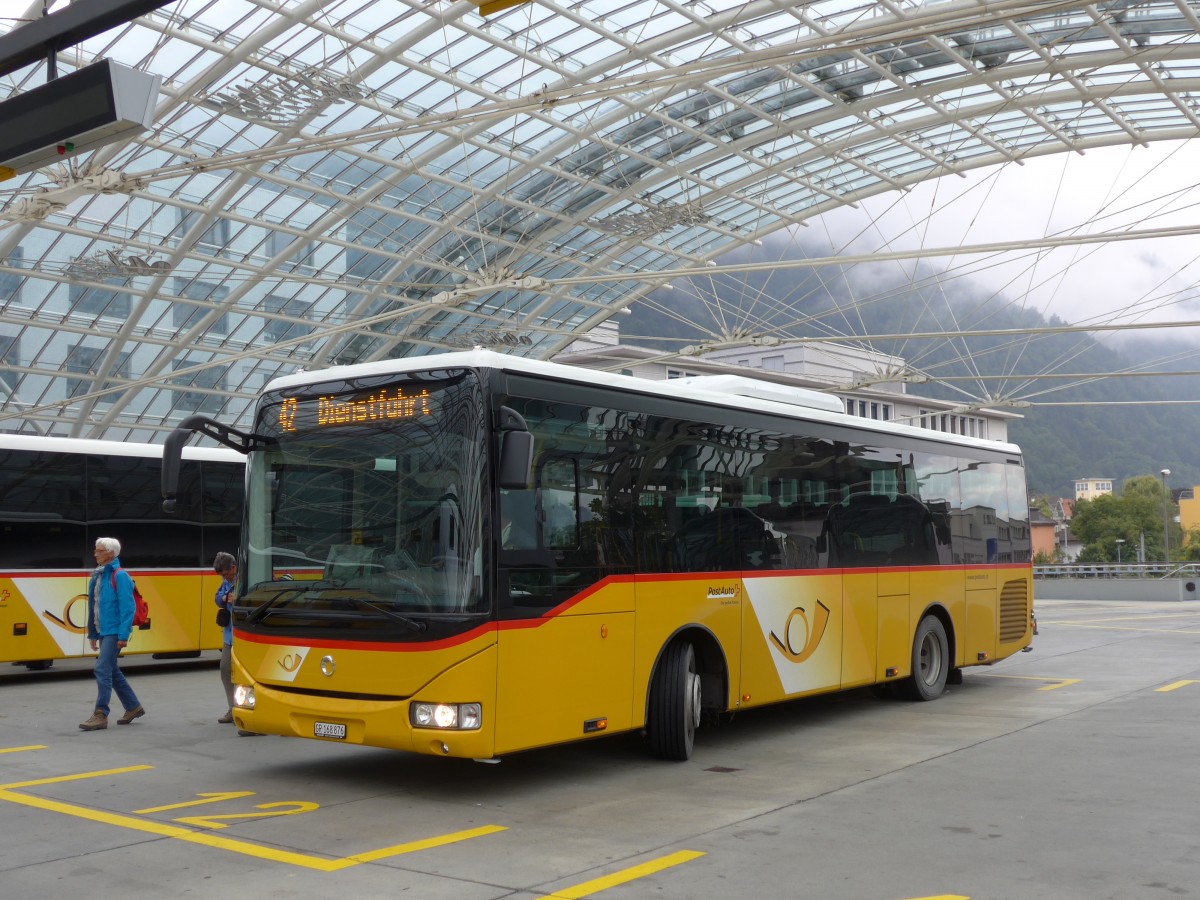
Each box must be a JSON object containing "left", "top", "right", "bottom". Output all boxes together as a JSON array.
[{"left": 1, "top": 598, "right": 1198, "bottom": 900}]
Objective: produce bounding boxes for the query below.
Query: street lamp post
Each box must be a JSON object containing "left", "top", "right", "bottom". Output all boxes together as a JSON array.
[
  {"left": 1161, "top": 468, "right": 1172, "bottom": 566},
  {"left": 1115, "top": 538, "right": 1125, "bottom": 565}
]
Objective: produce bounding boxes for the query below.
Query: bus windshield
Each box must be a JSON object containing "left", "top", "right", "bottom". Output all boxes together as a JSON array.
[{"left": 242, "top": 371, "right": 487, "bottom": 628}]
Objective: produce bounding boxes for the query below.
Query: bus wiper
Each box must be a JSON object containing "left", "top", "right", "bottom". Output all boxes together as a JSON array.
[
  {"left": 244, "top": 587, "right": 310, "bottom": 624},
  {"left": 249, "top": 579, "right": 334, "bottom": 592},
  {"left": 346, "top": 597, "right": 427, "bottom": 633}
]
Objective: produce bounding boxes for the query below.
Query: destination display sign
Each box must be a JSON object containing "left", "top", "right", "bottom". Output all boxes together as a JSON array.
[{"left": 277, "top": 387, "right": 433, "bottom": 432}]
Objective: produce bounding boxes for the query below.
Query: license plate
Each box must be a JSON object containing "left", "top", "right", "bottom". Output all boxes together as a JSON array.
[{"left": 314, "top": 721, "right": 346, "bottom": 739}]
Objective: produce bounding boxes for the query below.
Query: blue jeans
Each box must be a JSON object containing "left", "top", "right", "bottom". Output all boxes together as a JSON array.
[{"left": 93, "top": 635, "right": 140, "bottom": 716}]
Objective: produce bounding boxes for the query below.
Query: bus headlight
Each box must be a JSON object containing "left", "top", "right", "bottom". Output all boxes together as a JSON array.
[
  {"left": 410, "top": 702, "right": 481, "bottom": 730},
  {"left": 233, "top": 684, "right": 255, "bottom": 709}
]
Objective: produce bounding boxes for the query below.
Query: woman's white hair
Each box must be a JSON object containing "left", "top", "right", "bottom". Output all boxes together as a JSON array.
[{"left": 95, "top": 536, "right": 121, "bottom": 556}]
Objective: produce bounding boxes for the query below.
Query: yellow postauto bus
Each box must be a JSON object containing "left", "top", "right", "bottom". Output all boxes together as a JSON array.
[
  {"left": 162, "top": 350, "right": 1033, "bottom": 760},
  {"left": 0, "top": 434, "right": 242, "bottom": 669}
]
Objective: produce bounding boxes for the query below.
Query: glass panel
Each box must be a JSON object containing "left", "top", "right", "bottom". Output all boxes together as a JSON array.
[
  {"left": 201, "top": 459, "right": 244, "bottom": 567},
  {"left": 242, "top": 371, "right": 486, "bottom": 630},
  {"left": 0, "top": 446, "right": 86, "bottom": 568},
  {"left": 87, "top": 454, "right": 202, "bottom": 568},
  {"left": 959, "top": 460, "right": 1009, "bottom": 564},
  {"left": 1005, "top": 463, "right": 1031, "bottom": 564},
  {"left": 539, "top": 458, "right": 579, "bottom": 550}
]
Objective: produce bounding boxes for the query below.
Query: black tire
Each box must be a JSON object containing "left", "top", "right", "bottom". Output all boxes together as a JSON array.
[
  {"left": 23, "top": 660, "right": 53, "bottom": 671},
  {"left": 901, "top": 614, "right": 949, "bottom": 701},
  {"left": 648, "top": 641, "right": 701, "bottom": 761}
]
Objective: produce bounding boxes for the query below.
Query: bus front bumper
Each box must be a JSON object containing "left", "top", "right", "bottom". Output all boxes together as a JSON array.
[{"left": 231, "top": 684, "right": 496, "bottom": 758}]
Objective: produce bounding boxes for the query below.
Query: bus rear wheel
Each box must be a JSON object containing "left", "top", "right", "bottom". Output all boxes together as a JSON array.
[
  {"left": 901, "top": 614, "right": 949, "bottom": 701},
  {"left": 648, "top": 640, "right": 701, "bottom": 761}
]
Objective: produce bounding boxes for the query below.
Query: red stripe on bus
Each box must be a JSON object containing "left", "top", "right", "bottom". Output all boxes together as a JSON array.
[
  {"left": 233, "top": 563, "right": 1031, "bottom": 652},
  {"left": 236, "top": 621, "right": 500, "bottom": 653}
]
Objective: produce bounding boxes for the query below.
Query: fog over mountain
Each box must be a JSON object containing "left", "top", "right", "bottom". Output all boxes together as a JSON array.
[{"left": 619, "top": 234, "right": 1200, "bottom": 497}]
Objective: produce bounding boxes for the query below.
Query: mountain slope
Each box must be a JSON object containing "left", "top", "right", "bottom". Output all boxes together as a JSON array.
[{"left": 619, "top": 239, "right": 1199, "bottom": 495}]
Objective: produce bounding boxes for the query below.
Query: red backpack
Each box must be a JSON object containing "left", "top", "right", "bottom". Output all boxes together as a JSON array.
[{"left": 111, "top": 569, "right": 150, "bottom": 630}]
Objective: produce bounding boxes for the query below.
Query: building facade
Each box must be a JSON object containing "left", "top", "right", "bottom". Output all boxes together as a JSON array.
[{"left": 1074, "top": 478, "right": 1114, "bottom": 502}]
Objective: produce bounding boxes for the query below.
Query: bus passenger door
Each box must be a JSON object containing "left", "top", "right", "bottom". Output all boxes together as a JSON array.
[{"left": 494, "top": 456, "right": 635, "bottom": 755}]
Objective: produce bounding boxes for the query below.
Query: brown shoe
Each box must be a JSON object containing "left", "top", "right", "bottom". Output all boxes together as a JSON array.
[
  {"left": 79, "top": 709, "right": 108, "bottom": 731},
  {"left": 117, "top": 705, "right": 145, "bottom": 725},
  {"left": 217, "top": 710, "right": 234, "bottom": 724}
]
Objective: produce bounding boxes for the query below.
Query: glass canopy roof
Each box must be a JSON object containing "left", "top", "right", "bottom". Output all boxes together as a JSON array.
[{"left": 2, "top": 0, "right": 1199, "bottom": 441}]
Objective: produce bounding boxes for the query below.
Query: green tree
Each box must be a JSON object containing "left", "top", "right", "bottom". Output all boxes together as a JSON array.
[
  {"left": 1177, "top": 529, "right": 1200, "bottom": 563},
  {"left": 1070, "top": 475, "right": 1178, "bottom": 562}
]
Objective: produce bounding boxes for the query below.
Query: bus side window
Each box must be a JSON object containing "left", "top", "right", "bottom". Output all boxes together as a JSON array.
[
  {"left": 500, "top": 489, "right": 537, "bottom": 550},
  {"left": 539, "top": 458, "right": 579, "bottom": 550}
]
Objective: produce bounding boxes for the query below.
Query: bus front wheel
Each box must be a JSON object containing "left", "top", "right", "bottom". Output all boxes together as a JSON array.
[
  {"left": 648, "top": 640, "right": 701, "bottom": 761},
  {"left": 901, "top": 614, "right": 949, "bottom": 701}
]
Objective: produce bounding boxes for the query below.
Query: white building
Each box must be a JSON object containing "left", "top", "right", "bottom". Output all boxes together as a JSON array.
[{"left": 1074, "top": 478, "right": 1114, "bottom": 501}]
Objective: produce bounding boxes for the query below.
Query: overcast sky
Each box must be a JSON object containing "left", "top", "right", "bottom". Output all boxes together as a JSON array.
[{"left": 812, "top": 139, "right": 1200, "bottom": 341}]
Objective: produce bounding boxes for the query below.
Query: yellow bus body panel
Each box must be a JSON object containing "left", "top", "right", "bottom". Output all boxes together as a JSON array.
[
  {"left": 739, "top": 571, "right": 841, "bottom": 704},
  {"left": 495, "top": 578, "right": 635, "bottom": 754},
  {"left": 0, "top": 571, "right": 226, "bottom": 663},
  {"left": 841, "top": 572, "right": 877, "bottom": 690},
  {"left": 230, "top": 564, "right": 1033, "bottom": 757},
  {"left": 965, "top": 566, "right": 999, "bottom": 663}
]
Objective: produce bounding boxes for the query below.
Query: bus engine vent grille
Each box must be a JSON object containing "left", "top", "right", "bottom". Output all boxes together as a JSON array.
[{"left": 999, "top": 578, "right": 1030, "bottom": 643}]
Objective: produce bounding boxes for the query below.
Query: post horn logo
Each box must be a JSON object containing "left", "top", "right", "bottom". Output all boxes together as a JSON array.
[
  {"left": 278, "top": 652, "right": 303, "bottom": 673},
  {"left": 769, "top": 600, "right": 831, "bottom": 663},
  {"left": 42, "top": 594, "right": 89, "bottom": 634}
]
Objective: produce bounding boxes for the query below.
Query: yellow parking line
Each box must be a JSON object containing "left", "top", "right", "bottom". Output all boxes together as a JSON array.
[
  {"left": 537, "top": 849, "right": 705, "bottom": 899},
  {"left": 336, "top": 825, "right": 508, "bottom": 867},
  {"left": 0, "top": 764, "right": 152, "bottom": 789},
  {"left": 135, "top": 791, "right": 256, "bottom": 814},
  {"left": 1155, "top": 680, "right": 1200, "bottom": 692},
  {"left": 0, "top": 745, "right": 46, "bottom": 754},
  {"left": 982, "top": 675, "right": 1080, "bottom": 691},
  {"left": 0, "top": 766, "right": 505, "bottom": 871}
]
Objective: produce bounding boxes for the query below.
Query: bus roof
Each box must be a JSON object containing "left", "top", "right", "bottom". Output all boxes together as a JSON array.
[
  {"left": 263, "top": 349, "right": 1022, "bottom": 457},
  {"left": 0, "top": 432, "right": 243, "bottom": 463}
]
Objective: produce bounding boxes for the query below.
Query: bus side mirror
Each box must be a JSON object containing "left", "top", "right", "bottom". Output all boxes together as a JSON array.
[
  {"left": 496, "top": 406, "right": 533, "bottom": 490},
  {"left": 499, "top": 431, "right": 533, "bottom": 489}
]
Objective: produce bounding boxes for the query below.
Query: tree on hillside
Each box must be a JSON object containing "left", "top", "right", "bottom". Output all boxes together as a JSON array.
[{"left": 1071, "top": 475, "right": 1178, "bottom": 563}]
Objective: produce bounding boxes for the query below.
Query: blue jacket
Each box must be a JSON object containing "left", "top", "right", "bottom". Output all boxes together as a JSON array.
[
  {"left": 87, "top": 557, "right": 134, "bottom": 642},
  {"left": 215, "top": 576, "right": 235, "bottom": 646}
]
